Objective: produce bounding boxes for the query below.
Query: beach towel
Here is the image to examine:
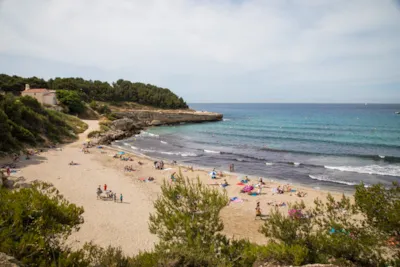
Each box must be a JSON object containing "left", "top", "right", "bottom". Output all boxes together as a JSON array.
[
  {"left": 242, "top": 185, "right": 254, "bottom": 193},
  {"left": 291, "top": 189, "right": 297, "bottom": 192},
  {"left": 232, "top": 198, "right": 243, "bottom": 203},
  {"left": 236, "top": 182, "right": 244, "bottom": 186},
  {"left": 272, "top": 188, "right": 278, "bottom": 193},
  {"left": 249, "top": 192, "right": 258, "bottom": 196}
]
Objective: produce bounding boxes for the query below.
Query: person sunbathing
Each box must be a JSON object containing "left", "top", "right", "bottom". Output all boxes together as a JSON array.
[
  {"left": 296, "top": 191, "right": 307, "bottom": 197},
  {"left": 138, "top": 161, "right": 144, "bottom": 165},
  {"left": 69, "top": 161, "right": 78, "bottom": 165},
  {"left": 277, "top": 186, "right": 284, "bottom": 194},
  {"left": 221, "top": 179, "right": 229, "bottom": 187}
]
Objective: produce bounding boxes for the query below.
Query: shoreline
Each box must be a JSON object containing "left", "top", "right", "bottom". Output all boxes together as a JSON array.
[{"left": 5, "top": 120, "right": 348, "bottom": 255}]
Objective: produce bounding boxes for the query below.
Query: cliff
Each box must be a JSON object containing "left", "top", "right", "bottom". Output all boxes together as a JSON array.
[
  {"left": 113, "top": 109, "right": 223, "bottom": 126},
  {"left": 96, "top": 109, "right": 223, "bottom": 144}
]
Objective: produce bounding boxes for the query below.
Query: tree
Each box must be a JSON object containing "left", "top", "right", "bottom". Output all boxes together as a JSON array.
[
  {"left": 56, "top": 90, "right": 86, "bottom": 114},
  {"left": 0, "top": 182, "right": 86, "bottom": 266}
]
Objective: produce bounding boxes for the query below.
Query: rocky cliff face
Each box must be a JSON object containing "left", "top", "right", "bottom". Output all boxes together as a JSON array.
[
  {"left": 113, "top": 110, "right": 223, "bottom": 126},
  {"left": 96, "top": 110, "right": 223, "bottom": 144}
]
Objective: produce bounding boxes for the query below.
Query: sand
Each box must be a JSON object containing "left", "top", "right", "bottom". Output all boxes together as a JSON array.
[{"left": 11, "top": 120, "right": 347, "bottom": 255}]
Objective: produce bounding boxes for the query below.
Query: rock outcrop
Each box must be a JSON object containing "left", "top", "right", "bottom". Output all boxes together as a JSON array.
[
  {"left": 96, "top": 118, "right": 143, "bottom": 145},
  {"left": 113, "top": 109, "right": 223, "bottom": 126},
  {"left": 96, "top": 109, "right": 223, "bottom": 145},
  {"left": 0, "top": 253, "right": 24, "bottom": 267}
]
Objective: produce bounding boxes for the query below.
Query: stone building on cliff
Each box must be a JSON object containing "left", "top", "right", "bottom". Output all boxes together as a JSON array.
[{"left": 21, "top": 84, "right": 58, "bottom": 106}]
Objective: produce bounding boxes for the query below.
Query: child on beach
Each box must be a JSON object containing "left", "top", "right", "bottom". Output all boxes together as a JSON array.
[
  {"left": 120, "top": 193, "right": 123, "bottom": 203},
  {"left": 104, "top": 184, "right": 107, "bottom": 191}
]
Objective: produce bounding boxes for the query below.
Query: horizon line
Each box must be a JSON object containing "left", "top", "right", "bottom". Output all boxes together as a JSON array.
[{"left": 188, "top": 102, "right": 400, "bottom": 105}]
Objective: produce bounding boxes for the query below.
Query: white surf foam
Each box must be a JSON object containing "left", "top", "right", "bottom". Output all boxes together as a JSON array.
[
  {"left": 160, "top": 141, "right": 168, "bottom": 144},
  {"left": 308, "top": 175, "right": 358, "bottom": 186},
  {"left": 181, "top": 152, "right": 197, "bottom": 157},
  {"left": 223, "top": 118, "right": 231, "bottom": 121},
  {"left": 265, "top": 162, "right": 274, "bottom": 166},
  {"left": 204, "top": 149, "right": 220, "bottom": 154},
  {"left": 130, "top": 146, "right": 138, "bottom": 150},
  {"left": 293, "top": 162, "right": 301, "bottom": 166},
  {"left": 378, "top": 155, "right": 385, "bottom": 159},
  {"left": 140, "top": 131, "right": 159, "bottom": 138},
  {"left": 324, "top": 164, "right": 400, "bottom": 177},
  {"left": 141, "top": 149, "right": 156, "bottom": 153}
]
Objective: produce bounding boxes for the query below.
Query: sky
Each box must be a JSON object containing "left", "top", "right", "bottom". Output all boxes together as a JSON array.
[{"left": 0, "top": 0, "right": 400, "bottom": 103}]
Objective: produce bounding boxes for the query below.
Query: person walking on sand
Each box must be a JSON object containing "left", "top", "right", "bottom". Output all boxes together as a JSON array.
[
  {"left": 120, "top": 193, "right": 123, "bottom": 203},
  {"left": 104, "top": 184, "right": 107, "bottom": 191},
  {"left": 6, "top": 166, "right": 11, "bottom": 176},
  {"left": 113, "top": 193, "right": 117, "bottom": 202}
]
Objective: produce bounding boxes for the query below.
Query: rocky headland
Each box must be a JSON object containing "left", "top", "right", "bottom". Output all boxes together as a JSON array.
[{"left": 96, "top": 109, "right": 223, "bottom": 144}]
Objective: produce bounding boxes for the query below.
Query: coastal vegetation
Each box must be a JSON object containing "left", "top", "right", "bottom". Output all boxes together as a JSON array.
[
  {"left": 0, "top": 93, "right": 87, "bottom": 154},
  {"left": 0, "top": 170, "right": 398, "bottom": 266},
  {"left": 0, "top": 74, "right": 188, "bottom": 110}
]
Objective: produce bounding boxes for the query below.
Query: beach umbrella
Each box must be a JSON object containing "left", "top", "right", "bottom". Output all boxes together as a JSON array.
[{"left": 118, "top": 151, "right": 125, "bottom": 155}]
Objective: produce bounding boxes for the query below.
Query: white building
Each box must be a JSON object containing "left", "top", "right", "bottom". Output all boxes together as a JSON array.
[{"left": 21, "top": 84, "right": 58, "bottom": 106}]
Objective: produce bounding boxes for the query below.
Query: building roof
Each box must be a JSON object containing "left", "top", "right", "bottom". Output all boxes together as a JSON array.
[{"left": 22, "top": 88, "right": 50, "bottom": 93}]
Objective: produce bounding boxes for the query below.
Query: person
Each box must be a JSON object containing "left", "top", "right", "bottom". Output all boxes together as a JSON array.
[
  {"left": 230, "top": 163, "right": 235, "bottom": 172},
  {"left": 104, "top": 184, "right": 107, "bottom": 191},
  {"left": 255, "top": 202, "right": 262, "bottom": 218},
  {"left": 259, "top": 177, "right": 265, "bottom": 185},
  {"left": 120, "top": 193, "right": 123, "bottom": 203},
  {"left": 96, "top": 186, "right": 102, "bottom": 199},
  {"left": 221, "top": 179, "right": 228, "bottom": 187},
  {"left": 257, "top": 186, "right": 262, "bottom": 195},
  {"left": 188, "top": 166, "right": 193, "bottom": 172},
  {"left": 6, "top": 166, "right": 11, "bottom": 177}
]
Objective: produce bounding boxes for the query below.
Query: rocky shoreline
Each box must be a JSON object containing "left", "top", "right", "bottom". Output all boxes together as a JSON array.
[{"left": 96, "top": 109, "right": 223, "bottom": 144}]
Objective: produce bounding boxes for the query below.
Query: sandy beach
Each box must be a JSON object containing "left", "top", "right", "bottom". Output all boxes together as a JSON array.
[{"left": 10, "top": 120, "right": 346, "bottom": 255}]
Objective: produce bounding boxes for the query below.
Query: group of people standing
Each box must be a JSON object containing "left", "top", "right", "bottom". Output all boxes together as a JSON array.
[{"left": 97, "top": 184, "right": 123, "bottom": 203}]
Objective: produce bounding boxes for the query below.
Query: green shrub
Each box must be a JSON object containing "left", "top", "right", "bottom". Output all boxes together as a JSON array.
[
  {"left": 56, "top": 90, "right": 86, "bottom": 114},
  {"left": 0, "top": 182, "right": 85, "bottom": 266},
  {"left": 88, "top": 130, "right": 102, "bottom": 138},
  {"left": 0, "top": 94, "right": 87, "bottom": 153}
]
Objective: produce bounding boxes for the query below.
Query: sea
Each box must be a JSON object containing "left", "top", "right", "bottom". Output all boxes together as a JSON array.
[{"left": 113, "top": 104, "right": 400, "bottom": 192}]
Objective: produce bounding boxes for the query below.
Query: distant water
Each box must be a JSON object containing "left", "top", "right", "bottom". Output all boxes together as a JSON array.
[{"left": 114, "top": 104, "right": 400, "bottom": 192}]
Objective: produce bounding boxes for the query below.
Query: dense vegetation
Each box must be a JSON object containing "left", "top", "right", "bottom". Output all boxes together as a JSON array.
[
  {"left": 0, "top": 94, "right": 87, "bottom": 154},
  {"left": 0, "top": 74, "right": 188, "bottom": 109},
  {"left": 0, "top": 171, "right": 398, "bottom": 266}
]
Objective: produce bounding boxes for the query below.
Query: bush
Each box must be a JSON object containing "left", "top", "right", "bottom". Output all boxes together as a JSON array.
[
  {"left": 260, "top": 188, "right": 398, "bottom": 266},
  {"left": 88, "top": 130, "right": 102, "bottom": 138},
  {"left": 0, "top": 182, "right": 86, "bottom": 266},
  {"left": 56, "top": 90, "right": 86, "bottom": 114},
  {"left": 0, "top": 94, "right": 88, "bottom": 153}
]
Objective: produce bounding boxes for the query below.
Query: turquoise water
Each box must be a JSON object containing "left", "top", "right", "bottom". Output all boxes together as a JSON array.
[{"left": 117, "top": 104, "right": 400, "bottom": 191}]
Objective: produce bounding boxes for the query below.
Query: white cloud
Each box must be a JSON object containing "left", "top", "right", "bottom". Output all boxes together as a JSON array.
[{"left": 0, "top": 0, "right": 399, "bottom": 102}]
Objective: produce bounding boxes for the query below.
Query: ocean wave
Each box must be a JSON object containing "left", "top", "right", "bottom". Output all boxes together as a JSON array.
[
  {"left": 235, "top": 158, "right": 251, "bottom": 162},
  {"left": 140, "top": 131, "right": 159, "bottom": 138},
  {"left": 181, "top": 152, "right": 197, "bottom": 157},
  {"left": 265, "top": 162, "right": 274, "bottom": 166},
  {"left": 211, "top": 131, "right": 400, "bottom": 150},
  {"left": 204, "top": 149, "right": 220, "bottom": 154},
  {"left": 292, "top": 162, "right": 301, "bottom": 166},
  {"left": 308, "top": 175, "right": 358, "bottom": 186},
  {"left": 324, "top": 165, "right": 400, "bottom": 177},
  {"left": 160, "top": 141, "right": 168, "bottom": 144},
  {"left": 130, "top": 146, "right": 138, "bottom": 150},
  {"left": 260, "top": 147, "right": 400, "bottom": 163},
  {"left": 222, "top": 118, "right": 231, "bottom": 121},
  {"left": 141, "top": 149, "right": 156, "bottom": 153}
]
